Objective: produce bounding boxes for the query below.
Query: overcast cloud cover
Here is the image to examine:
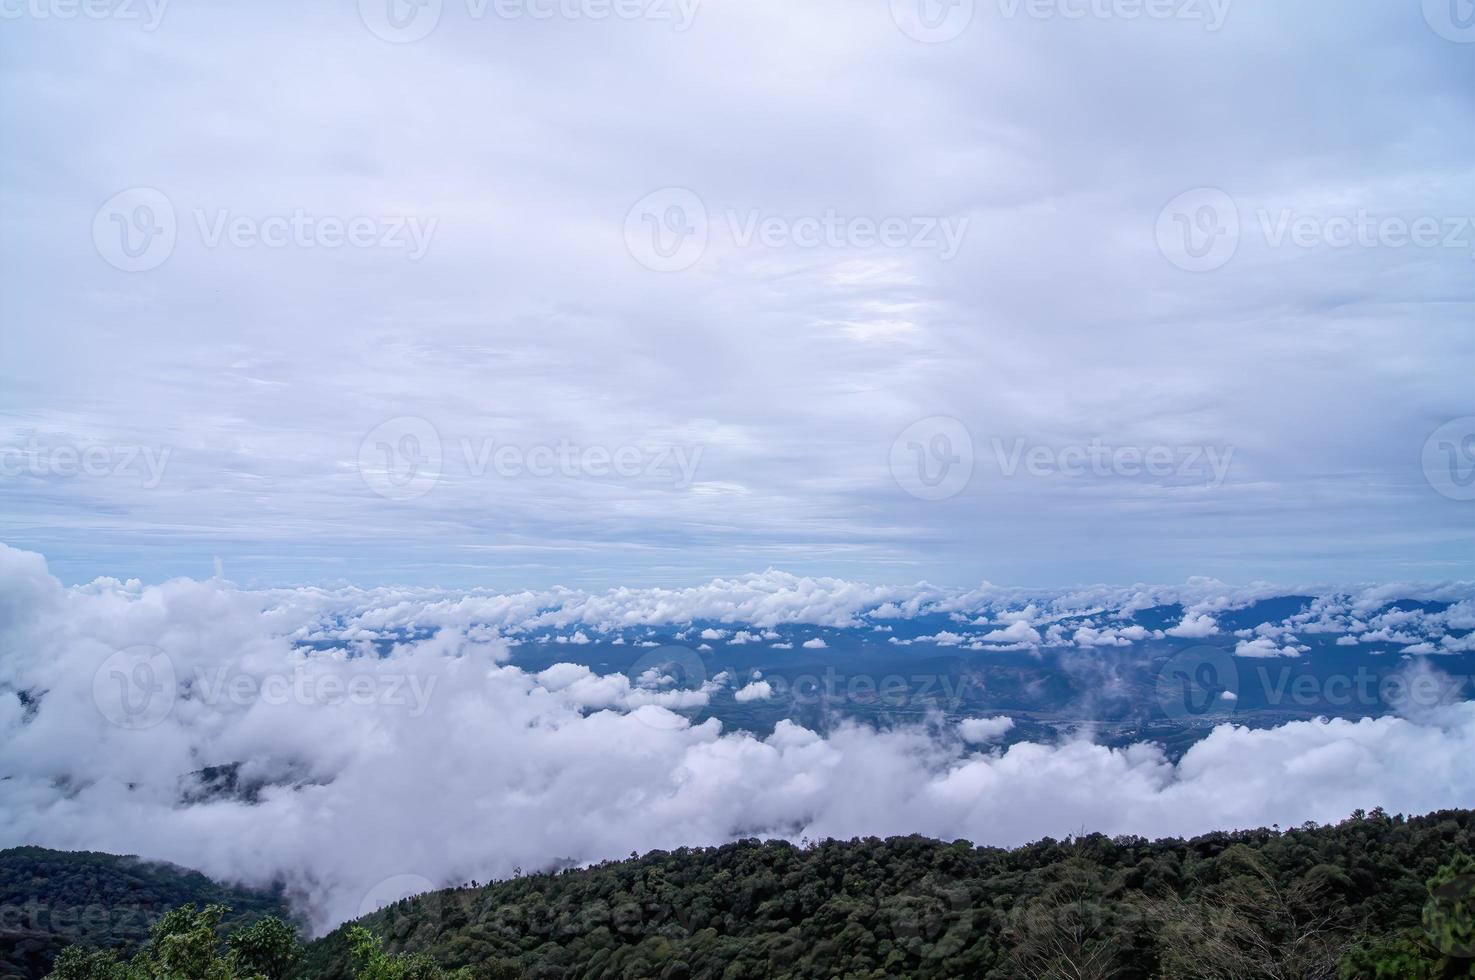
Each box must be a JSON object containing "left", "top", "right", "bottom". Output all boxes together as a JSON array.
[{"left": 0, "top": 0, "right": 1470, "bottom": 588}]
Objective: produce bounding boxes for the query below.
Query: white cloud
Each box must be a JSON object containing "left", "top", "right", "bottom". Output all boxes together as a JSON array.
[
  {"left": 734, "top": 680, "right": 773, "bottom": 703},
  {"left": 1071, "top": 624, "right": 1148, "bottom": 647},
  {"left": 1167, "top": 613, "right": 1220, "bottom": 639},
  {"left": 802, "top": 638, "right": 827, "bottom": 649},
  {"left": 979, "top": 621, "right": 1042, "bottom": 645},
  {"left": 996, "top": 606, "right": 1040, "bottom": 625},
  {"left": 958, "top": 716, "right": 1014, "bottom": 744},
  {"left": 1234, "top": 638, "right": 1303, "bottom": 658},
  {"left": 1446, "top": 602, "right": 1475, "bottom": 630},
  {"left": 915, "top": 631, "right": 966, "bottom": 646}
]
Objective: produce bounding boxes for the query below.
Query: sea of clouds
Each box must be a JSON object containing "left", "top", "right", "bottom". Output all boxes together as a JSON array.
[{"left": 2, "top": 542, "right": 1473, "bottom": 934}]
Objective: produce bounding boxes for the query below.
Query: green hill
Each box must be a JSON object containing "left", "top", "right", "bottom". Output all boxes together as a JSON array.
[
  {"left": 301, "top": 808, "right": 1475, "bottom": 979},
  {"left": 12, "top": 809, "right": 1475, "bottom": 979},
  {"left": 0, "top": 846, "right": 289, "bottom": 980}
]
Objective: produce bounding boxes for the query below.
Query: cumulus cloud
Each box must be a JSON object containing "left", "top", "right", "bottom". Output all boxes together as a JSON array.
[
  {"left": 1447, "top": 602, "right": 1475, "bottom": 631},
  {"left": 1072, "top": 624, "right": 1150, "bottom": 647},
  {"left": 957, "top": 716, "right": 1015, "bottom": 744},
  {"left": 1234, "top": 637, "right": 1303, "bottom": 659},
  {"left": 915, "top": 631, "right": 967, "bottom": 646},
  {"left": 978, "top": 621, "right": 1042, "bottom": 645},
  {"left": 2, "top": 545, "right": 1475, "bottom": 941},
  {"left": 1167, "top": 613, "right": 1220, "bottom": 638},
  {"left": 733, "top": 680, "right": 773, "bottom": 703},
  {"left": 995, "top": 606, "right": 1040, "bottom": 625}
]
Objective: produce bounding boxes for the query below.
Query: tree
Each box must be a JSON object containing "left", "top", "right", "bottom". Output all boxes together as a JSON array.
[
  {"left": 1341, "top": 853, "right": 1475, "bottom": 979},
  {"left": 137, "top": 903, "right": 240, "bottom": 980},
  {"left": 1149, "top": 845, "right": 1350, "bottom": 980},
  {"left": 45, "top": 903, "right": 276, "bottom": 980},
  {"left": 1423, "top": 853, "right": 1475, "bottom": 965},
  {"left": 1005, "top": 860, "right": 1125, "bottom": 980},
  {"left": 227, "top": 915, "right": 302, "bottom": 980},
  {"left": 347, "top": 925, "right": 473, "bottom": 980},
  {"left": 44, "top": 947, "right": 130, "bottom": 980}
]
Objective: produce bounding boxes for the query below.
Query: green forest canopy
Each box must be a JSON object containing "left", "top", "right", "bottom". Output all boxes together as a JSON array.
[{"left": 14, "top": 808, "right": 1475, "bottom": 979}]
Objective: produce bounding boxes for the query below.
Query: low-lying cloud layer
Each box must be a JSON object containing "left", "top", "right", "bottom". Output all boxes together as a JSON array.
[
  {"left": 2, "top": 543, "right": 1473, "bottom": 934},
  {"left": 273, "top": 569, "right": 1475, "bottom": 657}
]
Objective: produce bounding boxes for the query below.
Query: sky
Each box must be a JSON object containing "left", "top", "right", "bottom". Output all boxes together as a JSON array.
[{"left": 1, "top": 0, "right": 1473, "bottom": 589}]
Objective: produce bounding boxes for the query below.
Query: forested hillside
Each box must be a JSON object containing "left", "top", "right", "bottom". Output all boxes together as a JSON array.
[
  {"left": 299, "top": 808, "right": 1475, "bottom": 979},
  {"left": 15, "top": 810, "right": 1475, "bottom": 979},
  {"left": 0, "top": 847, "right": 288, "bottom": 980}
]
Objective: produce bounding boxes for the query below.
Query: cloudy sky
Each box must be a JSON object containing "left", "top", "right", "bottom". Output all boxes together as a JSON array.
[{"left": 1, "top": 0, "right": 1471, "bottom": 589}]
